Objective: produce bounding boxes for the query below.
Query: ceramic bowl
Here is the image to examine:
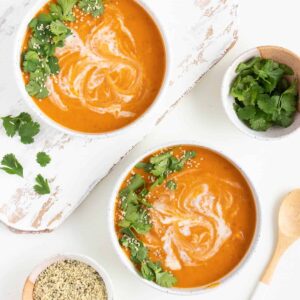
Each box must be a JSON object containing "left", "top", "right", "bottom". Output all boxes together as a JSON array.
[
  {"left": 108, "top": 141, "right": 261, "bottom": 295},
  {"left": 222, "top": 46, "right": 300, "bottom": 140},
  {"left": 22, "top": 253, "right": 113, "bottom": 300},
  {"left": 14, "top": 0, "right": 171, "bottom": 138}
]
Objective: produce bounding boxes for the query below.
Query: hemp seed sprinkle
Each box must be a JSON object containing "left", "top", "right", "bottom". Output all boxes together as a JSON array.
[{"left": 33, "top": 259, "right": 108, "bottom": 300}]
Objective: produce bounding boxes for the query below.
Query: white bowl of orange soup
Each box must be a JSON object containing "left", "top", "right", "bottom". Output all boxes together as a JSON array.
[
  {"left": 109, "top": 142, "right": 260, "bottom": 294},
  {"left": 15, "top": 0, "right": 170, "bottom": 136}
]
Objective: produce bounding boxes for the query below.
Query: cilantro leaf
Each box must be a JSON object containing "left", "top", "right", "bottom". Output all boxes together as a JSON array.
[
  {"left": 36, "top": 152, "right": 51, "bottom": 167},
  {"left": 57, "top": 0, "right": 77, "bottom": 22},
  {"left": 0, "top": 154, "right": 23, "bottom": 177},
  {"left": 166, "top": 180, "right": 177, "bottom": 190},
  {"left": 50, "top": 20, "right": 71, "bottom": 35},
  {"left": 18, "top": 121, "right": 40, "bottom": 144},
  {"left": 34, "top": 174, "right": 50, "bottom": 195},
  {"left": 235, "top": 105, "right": 256, "bottom": 121},
  {"left": 1, "top": 112, "right": 40, "bottom": 144},
  {"left": 78, "top": 0, "right": 104, "bottom": 17},
  {"left": 249, "top": 111, "right": 272, "bottom": 131},
  {"left": 155, "top": 271, "right": 177, "bottom": 288},
  {"left": 1, "top": 116, "right": 20, "bottom": 137}
]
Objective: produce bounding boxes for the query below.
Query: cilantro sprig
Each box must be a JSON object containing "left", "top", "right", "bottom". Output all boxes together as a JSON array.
[
  {"left": 120, "top": 228, "right": 177, "bottom": 288},
  {"left": 230, "top": 57, "right": 298, "bottom": 131},
  {"left": 78, "top": 0, "right": 104, "bottom": 17},
  {"left": 22, "top": 0, "right": 105, "bottom": 99},
  {"left": 36, "top": 152, "right": 51, "bottom": 167},
  {"left": 34, "top": 174, "right": 51, "bottom": 195},
  {"left": 1, "top": 113, "right": 40, "bottom": 144},
  {"left": 0, "top": 154, "right": 23, "bottom": 177},
  {"left": 136, "top": 150, "right": 196, "bottom": 189}
]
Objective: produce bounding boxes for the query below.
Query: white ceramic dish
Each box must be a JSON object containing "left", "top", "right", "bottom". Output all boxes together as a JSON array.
[
  {"left": 108, "top": 141, "right": 261, "bottom": 295},
  {"left": 14, "top": 0, "right": 171, "bottom": 138},
  {"left": 221, "top": 46, "right": 300, "bottom": 140},
  {"left": 22, "top": 253, "right": 113, "bottom": 300}
]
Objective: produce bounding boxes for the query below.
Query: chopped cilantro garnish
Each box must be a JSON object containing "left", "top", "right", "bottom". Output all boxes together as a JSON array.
[
  {"left": 120, "top": 229, "right": 177, "bottom": 288},
  {"left": 136, "top": 150, "right": 196, "bottom": 189},
  {"left": 118, "top": 148, "right": 197, "bottom": 288},
  {"left": 22, "top": 0, "right": 105, "bottom": 99},
  {"left": 230, "top": 57, "right": 298, "bottom": 131},
  {"left": 166, "top": 180, "right": 177, "bottom": 190},
  {"left": 36, "top": 152, "right": 51, "bottom": 167},
  {"left": 1, "top": 112, "right": 40, "bottom": 144},
  {"left": 34, "top": 174, "right": 51, "bottom": 195},
  {"left": 78, "top": 0, "right": 104, "bottom": 17},
  {"left": 0, "top": 154, "right": 23, "bottom": 177}
]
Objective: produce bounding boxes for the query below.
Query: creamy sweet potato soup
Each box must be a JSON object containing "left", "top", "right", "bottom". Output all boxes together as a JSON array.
[
  {"left": 22, "top": 0, "right": 166, "bottom": 133},
  {"left": 114, "top": 145, "right": 256, "bottom": 288}
]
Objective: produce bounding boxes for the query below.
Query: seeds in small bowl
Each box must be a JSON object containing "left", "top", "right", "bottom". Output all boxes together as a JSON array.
[
  {"left": 22, "top": 254, "right": 113, "bottom": 300},
  {"left": 33, "top": 259, "right": 107, "bottom": 300}
]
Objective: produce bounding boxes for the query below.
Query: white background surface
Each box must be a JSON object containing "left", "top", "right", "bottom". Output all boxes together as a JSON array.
[{"left": 1, "top": 0, "right": 300, "bottom": 299}]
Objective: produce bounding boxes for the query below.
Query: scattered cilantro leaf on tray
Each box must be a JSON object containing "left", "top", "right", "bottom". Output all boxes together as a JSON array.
[
  {"left": 34, "top": 174, "right": 51, "bottom": 195},
  {"left": 1, "top": 113, "right": 40, "bottom": 144},
  {"left": 230, "top": 57, "right": 298, "bottom": 131},
  {"left": 36, "top": 152, "right": 51, "bottom": 167},
  {"left": 0, "top": 154, "right": 23, "bottom": 177}
]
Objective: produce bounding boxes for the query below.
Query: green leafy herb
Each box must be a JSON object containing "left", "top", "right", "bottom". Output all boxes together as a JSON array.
[
  {"left": 36, "top": 152, "right": 51, "bottom": 167},
  {"left": 120, "top": 230, "right": 177, "bottom": 288},
  {"left": 1, "top": 112, "right": 40, "bottom": 144},
  {"left": 231, "top": 57, "right": 298, "bottom": 131},
  {"left": 34, "top": 174, "right": 51, "bottom": 195},
  {"left": 166, "top": 180, "right": 177, "bottom": 190},
  {"left": 78, "top": 0, "right": 104, "bottom": 17},
  {"left": 23, "top": 0, "right": 105, "bottom": 99},
  {"left": 136, "top": 150, "right": 196, "bottom": 189},
  {"left": 0, "top": 154, "right": 23, "bottom": 177}
]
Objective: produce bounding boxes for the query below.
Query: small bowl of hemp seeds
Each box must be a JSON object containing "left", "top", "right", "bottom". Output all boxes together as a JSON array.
[{"left": 22, "top": 254, "right": 113, "bottom": 300}]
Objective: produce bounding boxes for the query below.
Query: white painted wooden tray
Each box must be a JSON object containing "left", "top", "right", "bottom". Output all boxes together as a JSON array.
[{"left": 0, "top": 0, "right": 238, "bottom": 232}]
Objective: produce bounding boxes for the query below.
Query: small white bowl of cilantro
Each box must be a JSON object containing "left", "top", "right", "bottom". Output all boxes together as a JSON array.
[{"left": 222, "top": 46, "right": 300, "bottom": 139}]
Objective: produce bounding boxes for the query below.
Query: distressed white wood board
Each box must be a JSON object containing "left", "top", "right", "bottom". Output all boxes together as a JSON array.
[{"left": 0, "top": 0, "right": 238, "bottom": 232}]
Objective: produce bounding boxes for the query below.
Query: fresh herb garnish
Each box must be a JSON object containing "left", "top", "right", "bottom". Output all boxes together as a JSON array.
[
  {"left": 120, "top": 229, "right": 177, "bottom": 288},
  {"left": 166, "top": 180, "right": 177, "bottom": 190},
  {"left": 118, "top": 174, "right": 152, "bottom": 234},
  {"left": 1, "top": 112, "right": 40, "bottom": 144},
  {"left": 23, "top": 0, "right": 105, "bottom": 99},
  {"left": 34, "top": 174, "right": 51, "bottom": 195},
  {"left": 0, "top": 154, "right": 23, "bottom": 177},
  {"left": 78, "top": 0, "right": 104, "bottom": 17},
  {"left": 136, "top": 150, "right": 196, "bottom": 189},
  {"left": 118, "top": 148, "right": 197, "bottom": 288},
  {"left": 37, "top": 152, "right": 51, "bottom": 167},
  {"left": 230, "top": 57, "right": 298, "bottom": 131}
]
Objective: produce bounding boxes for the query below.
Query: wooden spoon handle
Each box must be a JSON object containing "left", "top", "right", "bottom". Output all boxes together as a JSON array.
[
  {"left": 251, "top": 234, "right": 294, "bottom": 300},
  {"left": 261, "top": 234, "right": 293, "bottom": 284}
]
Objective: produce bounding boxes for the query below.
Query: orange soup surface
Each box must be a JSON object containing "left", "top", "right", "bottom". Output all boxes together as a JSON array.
[
  {"left": 22, "top": 0, "right": 166, "bottom": 133},
  {"left": 115, "top": 145, "right": 257, "bottom": 288}
]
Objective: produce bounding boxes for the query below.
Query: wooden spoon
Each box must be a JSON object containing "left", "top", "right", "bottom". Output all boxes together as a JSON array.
[{"left": 251, "top": 189, "right": 300, "bottom": 299}]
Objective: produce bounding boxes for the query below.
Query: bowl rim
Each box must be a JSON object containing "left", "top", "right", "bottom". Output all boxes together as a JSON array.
[
  {"left": 108, "top": 140, "right": 261, "bottom": 295},
  {"left": 221, "top": 46, "right": 300, "bottom": 141},
  {"left": 14, "top": 0, "right": 172, "bottom": 138},
  {"left": 22, "top": 253, "right": 114, "bottom": 300}
]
